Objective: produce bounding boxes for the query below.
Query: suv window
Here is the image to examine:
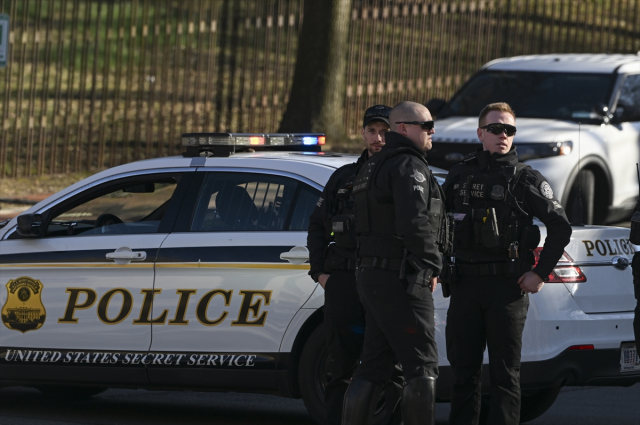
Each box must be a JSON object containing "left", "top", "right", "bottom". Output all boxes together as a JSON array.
[
  {"left": 616, "top": 74, "right": 640, "bottom": 122},
  {"left": 192, "top": 172, "right": 315, "bottom": 232},
  {"left": 441, "top": 71, "right": 615, "bottom": 122},
  {"left": 45, "top": 176, "right": 179, "bottom": 237}
]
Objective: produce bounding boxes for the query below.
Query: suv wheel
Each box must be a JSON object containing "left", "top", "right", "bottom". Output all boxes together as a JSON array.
[{"left": 567, "top": 169, "right": 595, "bottom": 225}]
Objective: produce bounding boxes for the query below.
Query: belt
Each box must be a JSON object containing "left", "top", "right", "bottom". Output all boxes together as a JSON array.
[
  {"left": 357, "top": 256, "right": 404, "bottom": 271},
  {"left": 456, "top": 262, "right": 507, "bottom": 276}
]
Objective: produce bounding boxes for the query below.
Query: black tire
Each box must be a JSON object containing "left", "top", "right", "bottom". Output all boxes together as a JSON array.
[
  {"left": 520, "top": 387, "right": 561, "bottom": 423},
  {"left": 297, "top": 325, "right": 402, "bottom": 425},
  {"left": 298, "top": 325, "right": 329, "bottom": 425},
  {"left": 37, "top": 385, "right": 107, "bottom": 399},
  {"left": 477, "top": 387, "right": 561, "bottom": 424},
  {"left": 566, "top": 169, "right": 595, "bottom": 225}
]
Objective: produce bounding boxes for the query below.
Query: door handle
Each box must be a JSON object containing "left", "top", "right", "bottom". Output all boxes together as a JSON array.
[
  {"left": 106, "top": 247, "right": 147, "bottom": 265},
  {"left": 280, "top": 246, "right": 309, "bottom": 265}
]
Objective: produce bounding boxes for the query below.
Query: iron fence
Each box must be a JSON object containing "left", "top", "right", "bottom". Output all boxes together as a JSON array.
[{"left": 0, "top": 0, "right": 638, "bottom": 177}]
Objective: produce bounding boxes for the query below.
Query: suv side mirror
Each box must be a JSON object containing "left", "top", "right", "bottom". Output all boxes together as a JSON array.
[
  {"left": 425, "top": 98, "right": 447, "bottom": 116},
  {"left": 16, "top": 213, "right": 44, "bottom": 237},
  {"left": 594, "top": 102, "right": 614, "bottom": 123}
]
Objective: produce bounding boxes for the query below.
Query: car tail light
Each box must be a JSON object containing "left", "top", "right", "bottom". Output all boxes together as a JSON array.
[
  {"left": 533, "top": 248, "right": 587, "bottom": 283},
  {"left": 566, "top": 344, "right": 594, "bottom": 350}
]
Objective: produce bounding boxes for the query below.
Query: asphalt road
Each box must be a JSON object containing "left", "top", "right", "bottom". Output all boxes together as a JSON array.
[{"left": 1, "top": 384, "right": 639, "bottom": 425}]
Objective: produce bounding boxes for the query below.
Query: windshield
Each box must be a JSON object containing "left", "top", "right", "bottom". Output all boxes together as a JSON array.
[{"left": 440, "top": 71, "right": 615, "bottom": 121}]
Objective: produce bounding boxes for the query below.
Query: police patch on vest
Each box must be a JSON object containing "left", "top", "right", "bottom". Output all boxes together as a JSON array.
[
  {"left": 539, "top": 181, "right": 554, "bottom": 199},
  {"left": 490, "top": 185, "right": 505, "bottom": 200},
  {"left": 411, "top": 170, "right": 426, "bottom": 183},
  {"left": 2, "top": 277, "right": 46, "bottom": 333},
  {"left": 316, "top": 197, "right": 324, "bottom": 207}
]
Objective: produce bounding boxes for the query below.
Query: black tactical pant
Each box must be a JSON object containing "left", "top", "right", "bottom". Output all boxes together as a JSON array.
[
  {"left": 446, "top": 274, "right": 529, "bottom": 425},
  {"left": 354, "top": 266, "right": 439, "bottom": 384},
  {"left": 323, "top": 270, "right": 365, "bottom": 425}
]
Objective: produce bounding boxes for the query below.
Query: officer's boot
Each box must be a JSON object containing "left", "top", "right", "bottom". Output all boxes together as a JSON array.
[
  {"left": 401, "top": 376, "right": 436, "bottom": 425},
  {"left": 341, "top": 378, "right": 381, "bottom": 425}
]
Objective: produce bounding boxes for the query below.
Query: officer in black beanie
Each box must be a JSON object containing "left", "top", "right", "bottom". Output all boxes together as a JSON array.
[
  {"left": 442, "top": 102, "right": 572, "bottom": 425},
  {"left": 307, "top": 104, "right": 392, "bottom": 425}
]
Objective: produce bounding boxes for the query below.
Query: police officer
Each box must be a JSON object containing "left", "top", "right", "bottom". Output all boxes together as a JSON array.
[
  {"left": 342, "top": 101, "right": 445, "bottom": 425},
  {"left": 442, "top": 102, "right": 572, "bottom": 425},
  {"left": 307, "top": 104, "right": 391, "bottom": 425}
]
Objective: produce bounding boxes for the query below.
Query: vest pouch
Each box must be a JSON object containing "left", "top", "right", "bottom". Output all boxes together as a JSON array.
[
  {"left": 629, "top": 211, "right": 640, "bottom": 245},
  {"left": 455, "top": 214, "right": 473, "bottom": 250},
  {"left": 324, "top": 245, "right": 349, "bottom": 272},
  {"left": 332, "top": 214, "right": 357, "bottom": 250},
  {"left": 481, "top": 208, "right": 500, "bottom": 248},
  {"left": 472, "top": 208, "right": 487, "bottom": 245}
]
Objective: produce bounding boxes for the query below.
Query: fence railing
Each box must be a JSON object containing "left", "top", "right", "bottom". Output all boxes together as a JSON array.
[{"left": 1, "top": 0, "right": 639, "bottom": 177}]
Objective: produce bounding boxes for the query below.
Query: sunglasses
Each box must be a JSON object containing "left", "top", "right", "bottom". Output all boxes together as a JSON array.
[
  {"left": 481, "top": 123, "right": 517, "bottom": 137},
  {"left": 395, "top": 121, "right": 435, "bottom": 131},
  {"left": 364, "top": 106, "right": 391, "bottom": 120}
]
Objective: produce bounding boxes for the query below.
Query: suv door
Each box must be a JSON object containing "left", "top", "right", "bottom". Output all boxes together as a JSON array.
[
  {"left": 148, "top": 169, "right": 320, "bottom": 389},
  {"left": 0, "top": 170, "right": 192, "bottom": 385}
]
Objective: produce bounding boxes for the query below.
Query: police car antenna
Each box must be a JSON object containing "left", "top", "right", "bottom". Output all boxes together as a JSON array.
[{"left": 570, "top": 123, "right": 584, "bottom": 226}]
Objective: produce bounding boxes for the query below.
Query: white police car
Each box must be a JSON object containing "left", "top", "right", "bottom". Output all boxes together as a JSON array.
[
  {"left": 426, "top": 53, "right": 640, "bottom": 225},
  {"left": 0, "top": 134, "right": 638, "bottom": 424}
]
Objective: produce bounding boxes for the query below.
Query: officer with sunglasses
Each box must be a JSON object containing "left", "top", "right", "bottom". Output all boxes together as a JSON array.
[
  {"left": 441, "top": 102, "right": 572, "bottom": 425},
  {"left": 307, "top": 104, "right": 394, "bottom": 425},
  {"left": 342, "top": 101, "right": 448, "bottom": 425}
]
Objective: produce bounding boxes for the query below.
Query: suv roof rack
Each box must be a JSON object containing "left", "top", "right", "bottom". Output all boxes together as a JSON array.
[{"left": 181, "top": 133, "right": 325, "bottom": 158}]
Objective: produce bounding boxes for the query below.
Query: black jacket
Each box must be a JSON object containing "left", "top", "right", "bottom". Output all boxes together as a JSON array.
[
  {"left": 442, "top": 147, "right": 572, "bottom": 280},
  {"left": 307, "top": 149, "right": 369, "bottom": 278},
  {"left": 353, "top": 132, "right": 443, "bottom": 276}
]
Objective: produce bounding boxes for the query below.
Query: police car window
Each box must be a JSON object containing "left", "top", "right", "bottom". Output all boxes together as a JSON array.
[
  {"left": 616, "top": 74, "right": 640, "bottom": 121},
  {"left": 191, "top": 173, "right": 299, "bottom": 232},
  {"left": 289, "top": 185, "right": 321, "bottom": 231},
  {"left": 45, "top": 177, "right": 178, "bottom": 237}
]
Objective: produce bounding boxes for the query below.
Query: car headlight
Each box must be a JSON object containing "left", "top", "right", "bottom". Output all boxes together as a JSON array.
[{"left": 516, "top": 141, "right": 572, "bottom": 161}]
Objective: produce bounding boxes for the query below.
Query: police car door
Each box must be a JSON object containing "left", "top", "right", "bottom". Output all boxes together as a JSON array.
[
  {"left": 0, "top": 170, "right": 191, "bottom": 384},
  {"left": 149, "top": 170, "right": 320, "bottom": 388}
]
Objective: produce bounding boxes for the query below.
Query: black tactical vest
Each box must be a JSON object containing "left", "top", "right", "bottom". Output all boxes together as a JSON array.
[
  {"left": 353, "top": 147, "right": 452, "bottom": 258},
  {"left": 451, "top": 155, "right": 535, "bottom": 263}
]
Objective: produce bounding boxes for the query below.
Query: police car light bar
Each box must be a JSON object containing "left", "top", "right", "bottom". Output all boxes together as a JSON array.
[{"left": 181, "top": 133, "right": 325, "bottom": 157}]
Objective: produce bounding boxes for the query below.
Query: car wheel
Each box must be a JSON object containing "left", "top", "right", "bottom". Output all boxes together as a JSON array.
[
  {"left": 37, "top": 385, "right": 107, "bottom": 399},
  {"left": 567, "top": 169, "right": 595, "bottom": 225},
  {"left": 520, "top": 387, "right": 561, "bottom": 423},
  {"left": 298, "top": 325, "right": 402, "bottom": 425},
  {"left": 477, "top": 387, "right": 561, "bottom": 424},
  {"left": 298, "top": 325, "right": 329, "bottom": 425}
]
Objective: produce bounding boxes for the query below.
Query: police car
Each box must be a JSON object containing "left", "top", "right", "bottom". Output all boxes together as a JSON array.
[
  {"left": 0, "top": 134, "right": 638, "bottom": 424},
  {"left": 426, "top": 53, "right": 640, "bottom": 225}
]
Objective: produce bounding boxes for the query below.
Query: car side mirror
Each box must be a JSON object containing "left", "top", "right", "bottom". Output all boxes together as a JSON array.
[
  {"left": 594, "top": 102, "right": 613, "bottom": 123},
  {"left": 16, "top": 213, "right": 44, "bottom": 237},
  {"left": 425, "top": 98, "right": 447, "bottom": 116}
]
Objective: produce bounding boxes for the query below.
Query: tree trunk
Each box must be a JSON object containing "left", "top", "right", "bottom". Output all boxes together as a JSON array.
[{"left": 278, "top": 0, "right": 352, "bottom": 143}]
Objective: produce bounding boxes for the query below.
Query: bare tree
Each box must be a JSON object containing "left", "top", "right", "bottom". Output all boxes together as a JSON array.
[{"left": 278, "top": 0, "right": 352, "bottom": 142}]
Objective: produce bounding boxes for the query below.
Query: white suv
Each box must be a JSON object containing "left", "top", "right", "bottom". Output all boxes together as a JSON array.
[{"left": 427, "top": 54, "right": 640, "bottom": 225}]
